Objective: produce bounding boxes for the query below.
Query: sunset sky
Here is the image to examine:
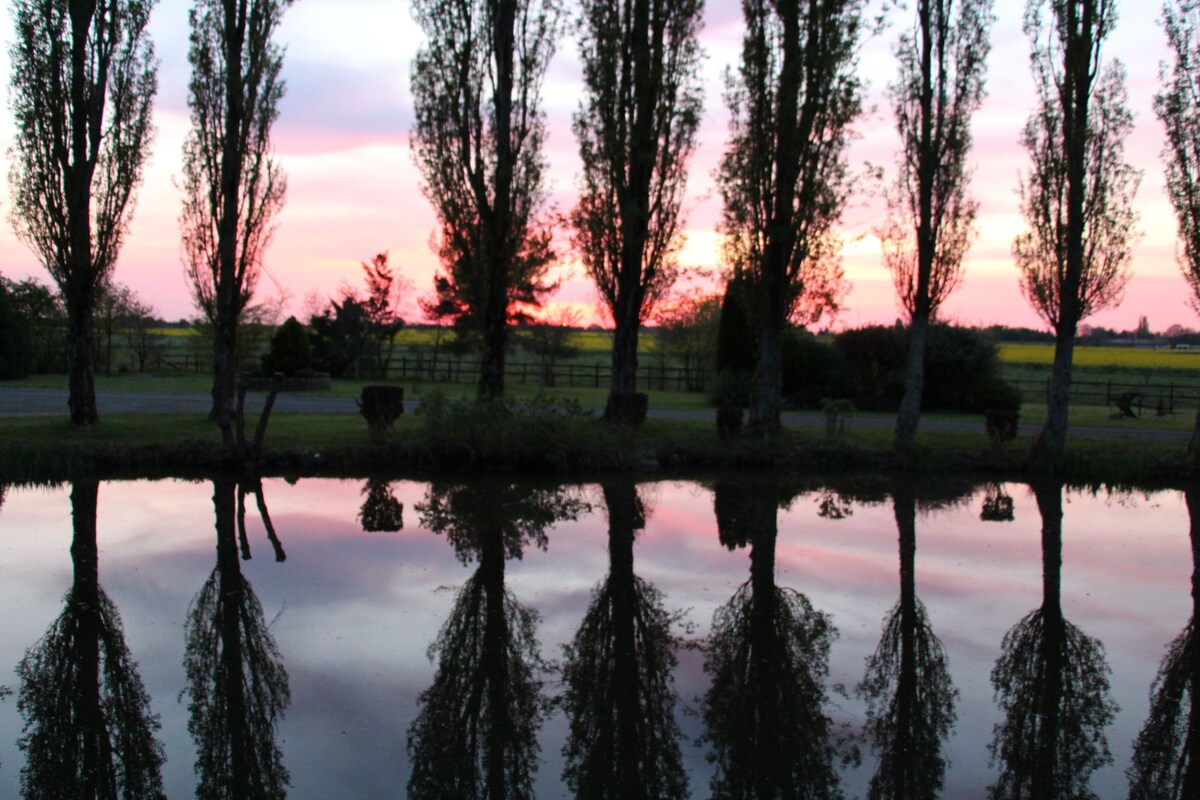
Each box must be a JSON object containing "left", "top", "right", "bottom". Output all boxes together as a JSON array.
[{"left": 0, "top": 0, "right": 1188, "bottom": 332}]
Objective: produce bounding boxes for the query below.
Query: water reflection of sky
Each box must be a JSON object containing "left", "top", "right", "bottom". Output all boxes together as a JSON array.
[{"left": 0, "top": 478, "right": 1191, "bottom": 799}]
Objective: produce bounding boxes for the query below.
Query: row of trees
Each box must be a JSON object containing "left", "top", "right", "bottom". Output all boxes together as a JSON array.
[
  {"left": 11, "top": 0, "right": 1200, "bottom": 467},
  {"left": 8, "top": 0, "right": 291, "bottom": 451},
  {"left": 404, "top": 0, "right": 1161, "bottom": 468}
]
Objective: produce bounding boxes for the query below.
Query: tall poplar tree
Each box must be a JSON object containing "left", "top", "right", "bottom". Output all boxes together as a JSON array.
[
  {"left": 8, "top": 0, "right": 157, "bottom": 426},
  {"left": 1015, "top": 0, "right": 1138, "bottom": 463},
  {"left": 883, "top": 0, "right": 993, "bottom": 454},
  {"left": 411, "top": 0, "right": 561, "bottom": 400},
  {"left": 570, "top": 0, "right": 704, "bottom": 423},
  {"left": 180, "top": 0, "right": 292, "bottom": 446},
  {"left": 718, "top": 0, "right": 862, "bottom": 437},
  {"left": 1156, "top": 0, "right": 1200, "bottom": 462}
]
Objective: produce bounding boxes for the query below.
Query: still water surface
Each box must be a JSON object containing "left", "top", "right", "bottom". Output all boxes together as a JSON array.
[{"left": 0, "top": 476, "right": 1194, "bottom": 799}]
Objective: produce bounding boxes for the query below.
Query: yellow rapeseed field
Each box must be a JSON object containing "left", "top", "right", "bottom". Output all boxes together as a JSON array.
[{"left": 999, "top": 343, "right": 1200, "bottom": 371}]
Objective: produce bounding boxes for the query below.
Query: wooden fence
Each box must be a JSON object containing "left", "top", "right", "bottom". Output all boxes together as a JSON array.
[
  {"left": 392, "top": 356, "right": 709, "bottom": 393},
  {"left": 1009, "top": 377, "right": 1199, "bottom": 416}
]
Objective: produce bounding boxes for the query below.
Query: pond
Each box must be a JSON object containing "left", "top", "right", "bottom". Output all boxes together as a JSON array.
[{"left": 0, "top": 475, "right": 1194, "bottom": 799}]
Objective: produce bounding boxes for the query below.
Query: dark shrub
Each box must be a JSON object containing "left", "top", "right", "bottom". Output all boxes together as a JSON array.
[
  {"left": 781, "top": 330, "right": 851, "bottom": 407},
  {"left": 606, "top": 391, "right": 648, "bottom": 427},
  {"left": 359, "top": 385, "right": 405, "bottom": 442},
  {"left": 834, "top": 325, "right": 908, "bottom": 411},
  {"left": 835, "top": 323, "right": 1019, "bottom": 414},
  {"left": 716, "top": 405, "right": 744, "bottom": 438},
  {"left": 262, "top": 316, "right": 312, "bottom": 377}
]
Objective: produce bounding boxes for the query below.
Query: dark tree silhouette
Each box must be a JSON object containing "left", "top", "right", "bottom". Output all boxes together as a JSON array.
[
  {"left": 703, "top": 480, "right": 842, "bottom": 799},
  {"left": 358, "top": 479, "right": 404, "bottom": 533},
  {"left": 408, "top": 480, "right": 586, "bottom": 798},
  {"left": 181, "top": 0, "right": 293, "bottom": 442},
  {"left": 883, "top": 0, "right": 993, "bottom": 454},
  {"left": 570, "top": 0, "right": 704, "bottom": 420},
  {"left": 183, "top": 477, "right": 290, "bottom": 800},
  {"left": 16, "top": 480, "right": 166, "bottom": 799},
  {"left": 717, "top": 0, "right": 862, "bottom": 437},
  {"left": 1155, "top": 0, "right": 1200, "bottom": 462},
  {"left": 410, "top": 0, "right": 561, "bottom": 399},
  {"left": 988, "top": 482, "right": 1116, "bottom": 800},
  {"left": 1015, "top": 0, "right": 1138, "bottom": 463},
  {"left": 857, "top": 484, "right": 957, "bottom": 800},
  {"left": 560, "top": 481, "right": 687, "bottom": 799},
  {"left": 8, "top": 0, "right": 157, "bottom": 426},
  {"left": 1125, "top": 487, "right": 1200, "bottom": 799}
]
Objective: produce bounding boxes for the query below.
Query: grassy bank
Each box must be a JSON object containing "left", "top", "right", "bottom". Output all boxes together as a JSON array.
[{"left": 0, "top": 401, "right": 1192, "bottom": 487}]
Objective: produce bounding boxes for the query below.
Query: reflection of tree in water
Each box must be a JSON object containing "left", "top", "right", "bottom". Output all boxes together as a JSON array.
[
  {"left": 1126, "top": 487, "right": 1200, "bottom": 798},
  {"left": 16, "top": 480, "right": 166, "bottom": 798},
  {"left": 857, "top": 484, "right": 956, "bottom": 800},
  {"left": 560, "top": 481, "right": 687, "bottom": 799},
  {"left": 988, "top": 482, "right": 1116, "bottom": 800},
  {"left": 408, "top": 480, "right": 586, "bottom": 799},
  {"left": 183, "top": 477, "right": 290, "bottom": 800},
  {"left": 358, "top": 478, "right": 404, "bottom": 532},
  {"left": 703, "top": 479, "right": 842, "bottom": 800},
  {"left": 0, "top": 483, "right": 7, "bottom": 514}
]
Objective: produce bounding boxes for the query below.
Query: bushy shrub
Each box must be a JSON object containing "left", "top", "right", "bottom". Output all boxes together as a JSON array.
[
  {"left": 261, "top": 316, "right": 312, "bottom": 377},
  {"left": 781, "top": 330, "right": 851, "bottom": 408},
  {"left": 417, "top": 391, "right": 596, "bottom": 468},
  {"left": 834, "top": 323, "right": 1019, "bottom": 414}
]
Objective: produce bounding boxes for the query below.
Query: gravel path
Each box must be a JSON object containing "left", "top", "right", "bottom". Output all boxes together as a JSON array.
[{"left": 0, "top": 386, "right": 1186, "bottom": 441}]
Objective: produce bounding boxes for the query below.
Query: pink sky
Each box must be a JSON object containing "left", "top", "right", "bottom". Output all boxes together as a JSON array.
[{"left": 0, "top": 0, "right": 1189, "bottom": 332}]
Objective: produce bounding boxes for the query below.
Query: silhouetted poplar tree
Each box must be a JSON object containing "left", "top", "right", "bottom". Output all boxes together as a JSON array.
[
  {"left": 570, "top": 0, "right": 704, "bottom": 422},
  {"left": 718, "top": 0, "right": 862, "bottom": 437},
  {"left": 8, "top": 0, "right": 157, "bottom": 426},
  {"left": 1156, "top": 0, "right": 1200, "bottom": 463},
  {"left": 410, "top": 0, "right": 561, "bottom": 399},
  {"left": 181, "top": 0, "right": 292, "bottom": 446},
  {"left": 1014, "top": 0, "right": 1138, "bottom": 463},
  {"left": 883, "top": 0, "right": 993, "bottom": 454}
]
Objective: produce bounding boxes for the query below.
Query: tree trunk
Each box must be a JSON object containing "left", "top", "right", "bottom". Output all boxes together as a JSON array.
[
  {"left": 480, "top": 0, "right": 517, "bottom": 402},
  {"left": 1034, "top": 328, "right": 1076, "bottom": 463},
  {"left": 66, "top": 288, "right": 99, "bottom": 426},
  {"left": 895, "top": 0, "right": 937, "bottom": 456},
  {"left": 748, "top": 307, "right": 784, "bottom": 437},
  {"left": 607, "top": 300, "right": 642, "bottom": 404},
  {"left": 66, "top": 3, "right": 98, "bottom": 428},
  {"left": 212, "top": 0, "right": 248, "bottom": 445},
  {"left": 894, "top": 315, "right": 930, "bottom": 453}
]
